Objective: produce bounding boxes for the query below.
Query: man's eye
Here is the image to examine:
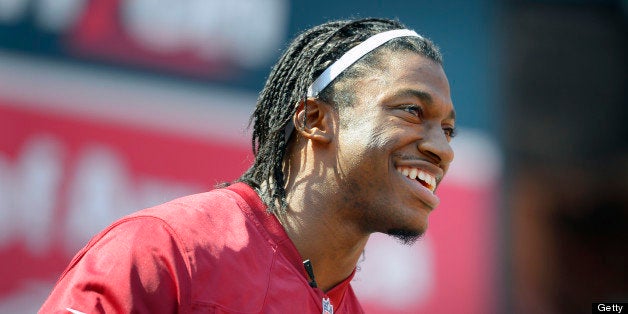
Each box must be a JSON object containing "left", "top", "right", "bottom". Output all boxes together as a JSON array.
[
  {"left": 401, "top": 105, "right": 423, "bottom": 118},
  {"left": 443, "top": 127, "right": 457, "bottom": 139}
]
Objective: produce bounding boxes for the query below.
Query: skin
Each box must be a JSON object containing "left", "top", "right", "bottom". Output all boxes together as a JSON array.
[{"left": 278, "top": 51, "right": 455, "bottom": 292}]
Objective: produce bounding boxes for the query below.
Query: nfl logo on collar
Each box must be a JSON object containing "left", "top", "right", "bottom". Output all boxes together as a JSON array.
[{"left": 322, "top": 297, "right": 334, "bottom": 314}]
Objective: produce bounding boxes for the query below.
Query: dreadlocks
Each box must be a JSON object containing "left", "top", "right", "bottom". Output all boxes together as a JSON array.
[{"left": 238, "top": 17, "right": 443, "bottom": 213}]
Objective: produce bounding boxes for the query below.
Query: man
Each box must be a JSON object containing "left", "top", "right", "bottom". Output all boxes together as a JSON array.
[{"left": 40, "top": 17, "right": 455, "bottom": 313}]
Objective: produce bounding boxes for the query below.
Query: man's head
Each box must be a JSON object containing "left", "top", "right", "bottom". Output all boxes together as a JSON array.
[{"left": 240, "top": 18, "right": 455, "bottom": 242}]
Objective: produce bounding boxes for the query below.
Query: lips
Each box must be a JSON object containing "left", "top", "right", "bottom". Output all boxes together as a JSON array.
[
  {"left": 395, "top": 166, "right": 436, "bottom": 193},
  {"left": 394, "top": 165, "right": 441, "bottom": 209}
]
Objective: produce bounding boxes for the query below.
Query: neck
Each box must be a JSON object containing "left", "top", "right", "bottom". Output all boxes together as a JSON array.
[{"left": 278, "top": 182, "right": 370, "bottom": 292}]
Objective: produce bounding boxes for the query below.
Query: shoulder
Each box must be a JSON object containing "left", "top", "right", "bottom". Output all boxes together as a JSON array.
[
  {"left": 63, "top": 187, "right": 255, "bottom": 279},
  {"left": 42, "top": 213, "right": 194, "bottom": 313},
  {"left": 131, "top": 187, "right": 247, "bottom": 224},
  {"left": 124, "top": 188, "right": 251, "bottom": 241}
]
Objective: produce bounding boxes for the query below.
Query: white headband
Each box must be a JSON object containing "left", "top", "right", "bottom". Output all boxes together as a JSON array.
[{"left": 306, "top": 29, "right": 422, "bottom": 97}]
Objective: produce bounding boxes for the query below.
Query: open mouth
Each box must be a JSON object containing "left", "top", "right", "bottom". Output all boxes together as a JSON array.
[{"left": 395, "top": 166, "right": 436, "bottom": 193}]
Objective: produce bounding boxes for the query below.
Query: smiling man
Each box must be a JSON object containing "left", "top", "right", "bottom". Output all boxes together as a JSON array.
[{"left": 41, "top": 18, "right": 455, "bottom": 313}]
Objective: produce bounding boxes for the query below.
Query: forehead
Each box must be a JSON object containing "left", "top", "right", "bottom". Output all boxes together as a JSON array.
[{"left": 353, "top": 51, "right": 453, "bottom": 109}]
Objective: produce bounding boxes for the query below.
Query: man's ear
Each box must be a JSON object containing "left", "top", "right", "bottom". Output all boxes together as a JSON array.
[{"left": 293, "top": 98, "right": 335, "bottom": 144}]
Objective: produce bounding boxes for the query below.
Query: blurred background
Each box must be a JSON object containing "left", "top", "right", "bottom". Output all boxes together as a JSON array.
[{"left": 0, "top": 0, "right": 625, "bottom": 313}]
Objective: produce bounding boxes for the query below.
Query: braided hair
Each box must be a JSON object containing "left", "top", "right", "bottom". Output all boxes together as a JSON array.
[{"left": 238, "top": 18, "right": 443, "bottom": 213}]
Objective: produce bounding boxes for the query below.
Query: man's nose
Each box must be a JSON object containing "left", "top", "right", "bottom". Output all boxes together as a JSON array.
[{"left": 418, "top": 126, "right": 454, "bottom": 166}]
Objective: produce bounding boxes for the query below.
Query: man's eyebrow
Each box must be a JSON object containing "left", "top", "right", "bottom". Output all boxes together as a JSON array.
[
  {"left": 394, "top": 88, "right": 434, "bottom": 106},
  {"left": 394, "top": 88, "right": 456, "bottom": 120}
]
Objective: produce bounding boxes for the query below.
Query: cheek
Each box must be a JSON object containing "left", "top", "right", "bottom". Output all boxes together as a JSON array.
[
  {"left": 338, "top": 123, "right": 394, "bottom": 168},
  {"left": 362, "top": 120, "right": 412, "bottom": 158},
  {"left": 364, "top": 123, "right": 395, "bottom": 150},
  {"left": 344, "top": 114, "right": 400, "bottom": 148},
  {"left": 337, "top": 125, "right": 404, "bottom": 187}
]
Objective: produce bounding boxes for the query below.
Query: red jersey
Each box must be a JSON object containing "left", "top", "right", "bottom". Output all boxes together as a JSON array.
[{"left": 40, "top": 183, "right": 364, "bottom": 313}]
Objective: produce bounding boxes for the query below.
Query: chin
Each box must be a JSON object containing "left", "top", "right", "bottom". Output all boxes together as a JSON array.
[{"left": 386, "top": 228, "right": 424, "bottom": 246}]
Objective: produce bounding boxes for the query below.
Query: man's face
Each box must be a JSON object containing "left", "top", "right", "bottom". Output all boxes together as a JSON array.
[{"left": 332, "top": 51, "right": 455, "bottom": 244}]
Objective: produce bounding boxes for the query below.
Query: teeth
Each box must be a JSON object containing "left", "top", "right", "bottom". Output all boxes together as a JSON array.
[
  {"left": 409, "top": 168, "right": 418, "bottom": 180},
  {"left": 396, "top": 167, "right": 436, "bottom": 193},
  {"left": 418, "top": 171, "right": 436, "bottom": 189}
]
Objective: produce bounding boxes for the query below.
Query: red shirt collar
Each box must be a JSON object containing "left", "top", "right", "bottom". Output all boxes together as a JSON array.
[{"left": 227, "top": 182, "right": 356, "bottom": 306}]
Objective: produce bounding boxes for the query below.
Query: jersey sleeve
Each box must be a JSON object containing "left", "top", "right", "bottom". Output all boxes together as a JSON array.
[{"left": 39, "top": 216, "right": 191, "bottom": 314}]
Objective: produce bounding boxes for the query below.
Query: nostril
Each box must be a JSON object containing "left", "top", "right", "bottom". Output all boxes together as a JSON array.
[
  {"left": 417, "top": 128, "right": 454, "bottom": 165},
  {"left": 423, "top": 150, "right": 441, "bottom": 164}
]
